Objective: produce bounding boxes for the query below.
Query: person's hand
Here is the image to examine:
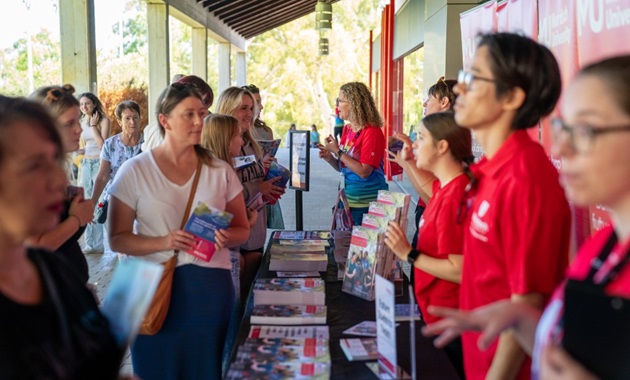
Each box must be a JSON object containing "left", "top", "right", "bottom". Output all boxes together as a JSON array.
[
  {"left": 162, "top": 229, "right": 195, "bottom": 251},
  {"left": 90, "top": 112, "right": 100, "bottom": 128},
  {"left": 383, "top": 221, "right": 412, "bottom": 259},
  {"left": 393, "top": 133, "right": 415, "bottom": 162},
  {"left": 68, "top": 195, "right": 94, "bottom": 227},
  {"left": 262, "top": 154, "right": 273, "bottom": 169},
  {"left": 214, "top": 229, "right": 229, "bottom": 250},
  {"left": 258, "top": 176, "right": 284, "bottom": 198},
  {"left": 422, "top": 300, "right": 535, "bottom": 349},
  {"left": 318, "top": 146, "right": 333, "bottom": 161},
  {"left": 323, "top": 134, "right": 340, "bottom": 153},
  {"left": 246, "top": 207, "right": 259, "bottom": 227},
  {"left": 540, "top": 345, "right": 600, "bottom": 380}
]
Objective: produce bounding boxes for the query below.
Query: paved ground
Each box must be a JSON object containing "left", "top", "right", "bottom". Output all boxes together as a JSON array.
[{"left": 86, "top": 147, "right": 419, "bottom": 375}]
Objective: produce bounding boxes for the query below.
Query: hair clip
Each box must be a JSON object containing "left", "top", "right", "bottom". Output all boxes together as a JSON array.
[
  {"left": 438, "top": 76, "right": 447, "bottom": 85},
  {"left": 61, "top": 84, "right": 76, "bottom": 95},
  {"left": 45, "top": 88, "right": 63, "bottom": 103}
]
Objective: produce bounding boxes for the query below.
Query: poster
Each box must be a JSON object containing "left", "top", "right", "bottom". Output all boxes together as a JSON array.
[{"left": 289, "top": 131, "right": 310, "bottom": 191}]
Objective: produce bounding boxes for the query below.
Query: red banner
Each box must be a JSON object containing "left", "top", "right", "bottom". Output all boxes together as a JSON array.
[
  {"left": 576, "top": 0, "right": 630, "bottom": 67},
  {"left": 460, "top": 0, "right": 498, "bottom": 68}
]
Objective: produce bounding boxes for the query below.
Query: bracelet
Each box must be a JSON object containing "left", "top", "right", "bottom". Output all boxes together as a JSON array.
[{"left": 68, "top": 213, "right": 82, "bottom": 228}]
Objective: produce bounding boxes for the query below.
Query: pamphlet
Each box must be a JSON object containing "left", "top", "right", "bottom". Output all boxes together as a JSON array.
[
  {"left": 276, "top": 271, "right": 322, "bottom": 278},
  {"left": 339, "top": 338, "right": 378, "bottom": 361},
  {"left": 233, "top": 154, "right": 256, "bottom": 169},
  {"left": 273, "top": 231, "right": 331, "bottom": 240},
  {"left": 342, "top": 321, "right": 377, "bottom": 337},
  {"left": 257, "top": 139, "right": 282, "bottom": 157},
  {"left": 248, "top": 325, "right": 330, "bottom": 339},
  {"left": 100, "top": 259, "right": 163, "bottom": 345},
  {"left": 245, "top": 192, "right": 267, "bottom": 212},
  {"left": 183, "top": 201, "right": 233, "bottom": 262},
  {"left": 264, "top": 161, "right": 291, "bottom": 204}
]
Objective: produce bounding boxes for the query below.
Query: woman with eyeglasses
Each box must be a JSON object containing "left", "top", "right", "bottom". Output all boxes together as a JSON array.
[
  {"left": 29, "top": 85, "right": 94, "bottom": 284},
  {"left": 384, "top": 111, "right": 472, "bottom": 378},
  {"left": 422, "top": 33, "right": 572, "bottom": 380},
  {"left": 215, "top": 87, "right": 284, "bottom": 302},
  {"left": 77, "top": 92, "right": 110, "bottom": 254},
  {"left": 107, "top": 83, "right": 250, "bottom": 379},
  {"left": 423, "top": 55, "right": 630, "bottom": 380},
  {"left": 319, "top": 82, "right": 388, "bottom": 226},
  {"left": 0, "top": 96, "right": 124, "bottom": 379}
]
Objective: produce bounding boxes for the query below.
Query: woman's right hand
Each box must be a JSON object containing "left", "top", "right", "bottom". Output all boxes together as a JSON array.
[
  {"left": 393, "top": 133, "right": 415, "bottom": 161},
  {"left": 259, "top": 176, "right": 284, "bottom": 198},
  {"left": 90, "top": 112, "right": 100, "bottom": 127},
  {"left": 162, "top": 229, "right": 196, "bottom": 252},
  {"left": 68, "top": 195, "right": 94, "bottom": 226}
]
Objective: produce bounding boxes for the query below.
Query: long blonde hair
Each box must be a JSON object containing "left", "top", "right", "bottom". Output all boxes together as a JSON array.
[
  {"left": 201, "top": 114, "right": 240, "bottom": 165},
  {"left": 215, "top": 87, "right": 263, "bottom": 158}
]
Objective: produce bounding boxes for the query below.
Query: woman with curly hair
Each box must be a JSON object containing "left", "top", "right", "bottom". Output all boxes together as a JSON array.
[
  {"left": 319, "top": 82, "right": 388, "bottom": 225},
  {"left": 78, "top": 92, "right": 110, "bottom": 253}
]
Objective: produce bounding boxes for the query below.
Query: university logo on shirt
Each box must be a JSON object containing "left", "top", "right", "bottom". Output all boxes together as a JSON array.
[{"left": 470, "top": 200, "right": 490, "bottom": 242}]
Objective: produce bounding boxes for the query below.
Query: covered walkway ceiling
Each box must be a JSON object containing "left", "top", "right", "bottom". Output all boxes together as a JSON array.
[{"left": 197, "top": 0, "right": 341, "bottom": 40}]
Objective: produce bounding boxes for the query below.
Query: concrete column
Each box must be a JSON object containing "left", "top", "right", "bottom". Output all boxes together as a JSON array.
[
  {"left": 235, "top": 51, "right": 247, "bottom": 86},
  {"left": 59, "top": 0, "right": 97, "bottom": 94},
  {"left": 192, "top": 27, "right": 208, "bottom": 81},
  {"left": 423, "top": 0, "right": 476, "bottom": 86},
  {"left": 218, "top": 42, "right": 231, "bottom": 94},
  {"left": 147, "top": 2, "right": 170, "bottom": 123}
]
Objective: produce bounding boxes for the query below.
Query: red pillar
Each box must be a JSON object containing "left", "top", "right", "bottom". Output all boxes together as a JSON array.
[{"left": 380, "top": 1, "right": 395, "bottom": 180}]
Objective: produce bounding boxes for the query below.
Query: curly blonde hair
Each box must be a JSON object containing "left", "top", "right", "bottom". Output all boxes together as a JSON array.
[
  {"left": 215, "top": 87, "right": 263, "bottom": 158},
  {"left": 339, "top": 82, "right": 383, "bottom": 128}
]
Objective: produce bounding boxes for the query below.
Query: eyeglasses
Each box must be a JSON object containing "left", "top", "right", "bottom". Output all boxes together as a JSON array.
[
  {"left": 456, "top": 174, "right": 478, "bottom": 225},
  {"left": 335, "top": 98, "right": 348, "bottom": 106},
  {"left": 457, "top": 70, "right": 496, "bottom": 91},
  {"left": 551, "top": 118, "right": 630, "bottom": 153}
]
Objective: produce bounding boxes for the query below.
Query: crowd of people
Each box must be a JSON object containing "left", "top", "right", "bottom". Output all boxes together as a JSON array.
[{"left": 0, "top": 30, "right": 629, "bottom": 380}]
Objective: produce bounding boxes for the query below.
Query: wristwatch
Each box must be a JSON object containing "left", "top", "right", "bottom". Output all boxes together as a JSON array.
[
  {"left": 407, "top": 249, "right": 421, "bottom": 264},
  {"left": 337, "top": 149, "right": 344, "bottom": 158}
]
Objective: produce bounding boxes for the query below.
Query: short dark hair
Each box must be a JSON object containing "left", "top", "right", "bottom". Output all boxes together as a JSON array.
[
  {"left": 578, "top": 55, "right": 630, "bottom": 118},
  {"left": 427, "top": 77, "right": 457, "bottom": 110},
  {"left": 478, "top": 32, "right": 561, "bottom": 130},
  {"left": 114, "top": 100, "right": 141, "bottom": 120}
]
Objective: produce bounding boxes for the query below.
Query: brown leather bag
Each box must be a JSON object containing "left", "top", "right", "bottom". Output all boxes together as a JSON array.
[{"left": 139, "top": 160, "right": 202, "bottom": 335}]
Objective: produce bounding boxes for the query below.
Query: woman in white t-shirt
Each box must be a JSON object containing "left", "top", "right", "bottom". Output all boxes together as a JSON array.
[
  {"left": 78, "top": 92, "right": 110, "bottom": 253},
  {"left": 107, "top": 83, "right": 250, "bottom": 379}
]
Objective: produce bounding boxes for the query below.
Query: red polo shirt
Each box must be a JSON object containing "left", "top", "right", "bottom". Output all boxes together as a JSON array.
[
  {"left": 460, "top": 130, "right": 571, "bottom": 380},
  {"left": 414, "top": 174, "right": 469, "bottom": 324}
]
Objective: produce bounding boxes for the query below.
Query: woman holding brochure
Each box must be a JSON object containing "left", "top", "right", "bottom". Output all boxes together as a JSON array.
[
  {"left": 384, "top": 111, "right": 472, "bottom": 378},
  {"left": 108, "top": 83, "right": 250, "bottom": 379},
  {"left": 215, "top": 87, "right": 284, "bottom": 304},
  {"left": 423, "top": 55, "right": 630, "bottom": 380},
  {"left": 0, "top": 96, "right": 123, "bottom": 378}
]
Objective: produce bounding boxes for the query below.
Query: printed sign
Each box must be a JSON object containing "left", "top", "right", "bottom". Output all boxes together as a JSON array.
[{"left": 289, "top": 130, "right": 310, "bottom": 191}]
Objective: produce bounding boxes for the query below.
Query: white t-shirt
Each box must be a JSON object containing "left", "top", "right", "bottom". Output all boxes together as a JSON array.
[
  {"left": 141, "top": 121, "right": 164, "bottom": 152},
  {"left": 108, "top": 151, "right": 243, "bottom": 270}
]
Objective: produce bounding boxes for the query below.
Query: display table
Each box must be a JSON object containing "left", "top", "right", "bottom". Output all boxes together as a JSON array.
[{"left": 230, "top": 232, "right": 461, "bottom": 379}]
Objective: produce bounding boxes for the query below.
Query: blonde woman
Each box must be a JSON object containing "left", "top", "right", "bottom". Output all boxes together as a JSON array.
[{"left": 215, "top": 87, "right": 284, "bottom": 301}]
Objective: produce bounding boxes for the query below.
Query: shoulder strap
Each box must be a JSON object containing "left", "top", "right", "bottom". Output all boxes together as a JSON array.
[{"left": 173, "top": 159, "right": 203, "bottom": 257}]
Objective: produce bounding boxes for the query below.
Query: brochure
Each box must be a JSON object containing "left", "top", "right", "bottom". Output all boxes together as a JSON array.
[
  {"left": 250, "top": 305, "right": 327, "bottom": 325},
  {"left": 246, "top": 192, "right": 267, "bottom": 212},
  {"left": 263, "top": 161, "right": 291, "bottom": 204},
  {"left": 257, "top": 139, "right": 282, "bottom": 157},
  {"left": 183, "top": 201, "right": 233, "bottom": 262},
  {"left": 248, "top": 325, "right": 330, "bottom": 339},
  {"left": 233, "top": 154, "right": 256, "bottom": 169},
  {"left": 272, "top": 231, "right": 331, "bottom": 240},
  {"left": 394, "top": 304, "right": 422, "bottom": 322},
  {"left": 100, "top": 259, "right": 163, "bottom": 345},
  {"left": 276, "top": 271, "right": 322, "bottom": 278},
  {"left": 342, "top": 226, "right": 379, "bottom": 301},
  {"left": 339, "top": 338, "right": 378, "bottom": 361},
  {"left": 342, "top": 321, "right": 377, "bottom": 337}
]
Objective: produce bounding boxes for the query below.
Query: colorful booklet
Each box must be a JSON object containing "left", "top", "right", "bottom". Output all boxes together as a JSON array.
[
  {"left": 237, "top": 342, "right": 330, "bottom": 363},
  {"left": 244, "top": 337, "right": 329, "bottom": 349},
  {"left": 342, "top": 321, "right": 377, "bottom": 337},
  {"left": 257, "top": 139, "right": 282, "bottom": 157},
  {"left": 248, "top": 325, "right": 330, "bottom": 339},
  {"left": 100, "top": 259, "right": 164, "bottom": 345},
  {"left": 226, "top": 359, "right": 330, "bottom": 380},
  {"left": 273, "top": 231, "right": 331, "bottom": 240},
  {"left": 263, "top": 161, "right": 290, "bottom": 204},
  {"left": 394, "top": 304, "right": 422, "bottom": 322},
  {"left": 233, "top": 154, "right": 256, "bottom": 169},
  {"left": 250, "top": 305, "right": 327, "bottom": 325},
  {"left": 342, "top": 226, "right": 379, "bottom": 301},
  {"left": 183, "top": 201, "right": 233, "bottom": 262},
  {"left": 339, "top": 338, "right": 378, "bottom": 361},
  {"left": 246, "top": 192, "right": 267, "bottom": 212},
  {"left": 253, "top": 278, "right": 325, "bottom": 305}
]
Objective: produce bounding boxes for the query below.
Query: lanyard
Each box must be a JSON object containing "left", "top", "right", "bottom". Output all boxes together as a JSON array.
[
  {"left": 341, "top": 127, "right": 362, "bottom": 155},
  {"left": 586, "top": 231, "right": 630, "bottom": 287}
]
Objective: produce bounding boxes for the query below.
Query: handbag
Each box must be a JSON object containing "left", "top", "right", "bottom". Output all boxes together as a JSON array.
[
  {"left": 95, "top": 199, "right": 108, "bottom": 224},
  {"left": 139, "top": 160, "right": 202, "bottom": 335}
]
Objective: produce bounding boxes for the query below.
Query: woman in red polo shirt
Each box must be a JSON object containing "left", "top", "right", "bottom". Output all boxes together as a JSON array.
[
  {"left": 423, "top": 32, "right": 572, "bottom": 380},
  {"left": 423, "top": 55, "right": 630, "bottom": 380},
  {"left": 384, "top": 111, "right": 472, "bottom": 378}
]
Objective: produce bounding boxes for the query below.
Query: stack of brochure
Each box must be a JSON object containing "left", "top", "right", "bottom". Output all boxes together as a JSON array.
[
  {"left": 226, "top": 326, "right": 331, "bottom": 379},
  {"left": 250, "top": 305, "right": 327, "bottom": 325},
  {"left": 253, "top": 278, "right": 325, "bottom": 306},
  {"left": 269, "top": 240, "right": 329, "bottom": 272},
  {"left": 341, "top": 226, "right": 380, "bottom": 301},
  {"left": 339, "top": 338, "right": 378, "bottom": 361}
]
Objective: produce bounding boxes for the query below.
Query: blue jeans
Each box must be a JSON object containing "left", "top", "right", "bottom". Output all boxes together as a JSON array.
[{"left": 80, "top": 157, "right": 103, "bottom": 251}]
